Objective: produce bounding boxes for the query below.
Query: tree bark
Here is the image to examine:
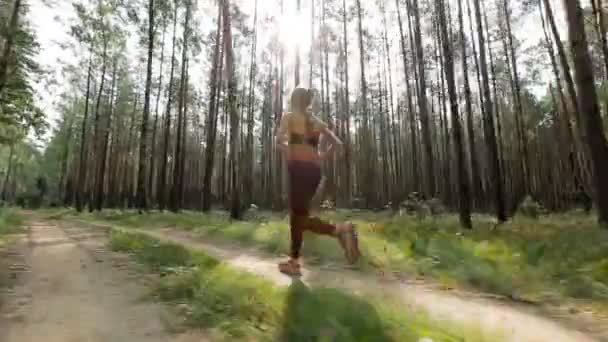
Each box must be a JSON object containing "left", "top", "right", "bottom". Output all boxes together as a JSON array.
[
  {"left": 411, "top": 0, "right": 436, "bottom": 198},
  {"left": 170, "top": 0, "right": 191, "bottom": 212},
  {"left": 75, "top": 55, "right": 93, "bottom": 212},
  {"left": 472, "top": 0, "right": 506, "bottom": 222},
  {"left": 563, "top": 0, "right": 608, "bottom": 225},
  {"left": 435, "top": 0, "right": 471, "bottom": 227},
  {"left": 136, "top": 0, "right": 155, "bottom": 211},
  {"left": 222, "top": 0, "right": 242, "bottom": 219},
  {"left": 0, "top": 0, "right": 21, "bottom": 96},
  {"left": 149, "top": 19, "right": 167, "bottom": 202},
  {"left": 158, "top": 1, "right": 178, "bottom": 211}
]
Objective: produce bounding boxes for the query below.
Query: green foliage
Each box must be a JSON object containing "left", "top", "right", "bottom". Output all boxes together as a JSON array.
[
  {"left": 0, "top": 1, "right": 47, "bottom": 142},
  {"left": 0, "top": 207, "right": 22, "bottom": 236},
  {"left": 71, "top": 209, "right": 608, "bottom": 312},
  {"left": 108, "top": 228, "right": 481, "bottom": 342},
  {"left": 0, "top": 142, "right": 46, "bottom": 204}
]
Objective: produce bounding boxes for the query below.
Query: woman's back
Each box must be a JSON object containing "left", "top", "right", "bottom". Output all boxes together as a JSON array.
[{"left": 279, "top": 112, "right": 327, "bottom": 162}]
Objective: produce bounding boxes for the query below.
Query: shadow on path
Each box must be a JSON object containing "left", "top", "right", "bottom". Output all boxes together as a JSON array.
[{"left": 278, "top": 278, "right": 396, "bottom": 342}]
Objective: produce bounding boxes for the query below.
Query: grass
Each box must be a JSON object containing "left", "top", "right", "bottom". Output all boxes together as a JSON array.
[
  {"left": 108, "top": 228, "right": 486, "bottom": 342},
  {"left": 43, "top": 208, "right": 608, "bottom": 312},
  {"left": 0, "top": 207, "right": 23, "bottom": 291},
  {"left": 0, "top": 207, "right": 23, "bottom": 246}
]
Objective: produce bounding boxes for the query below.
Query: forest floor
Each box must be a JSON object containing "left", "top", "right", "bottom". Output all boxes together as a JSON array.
[
  {"left": 34, "top": 208, "right": 608, "bottom": 341},
  {"left": 2, "top": 208, "right": 608, "bottom": 341},
  {"left": 0, "top": 218, "right": 211, "bottom": 342}
]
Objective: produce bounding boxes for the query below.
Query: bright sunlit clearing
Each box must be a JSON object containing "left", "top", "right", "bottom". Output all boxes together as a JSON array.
[{"left": 277, "top": 11, "right": 313, "bottom": 55}]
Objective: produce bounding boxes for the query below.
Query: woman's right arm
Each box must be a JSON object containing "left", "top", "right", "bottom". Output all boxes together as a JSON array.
[{"left": 276, "top": 113, "right": 289, "bottom": 152}]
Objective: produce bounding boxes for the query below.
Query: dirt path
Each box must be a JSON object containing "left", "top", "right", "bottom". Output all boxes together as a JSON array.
[
  {"left": 0, "top": 221, "right": 208, "bottom": 342},
  {"left": 123, "top": 226, "right": 604, "bottom": 342}
]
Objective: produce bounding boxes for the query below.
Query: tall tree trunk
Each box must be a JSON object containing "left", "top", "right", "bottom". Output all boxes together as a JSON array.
[
  {"left": 472, "top": 0, "right": 506, "bottom": 222},
  {"left": 94, "top": 58, "right": 117, "bottom": 211},
  {"left": 222, "top": 0, "right": 242, "bottom": 219},
  {"left": 244, "top": 0, "right": 258, "bottom": 207},
  {"left": 411, "top": 0, "right": 436, "bottom": 198},
  {"left": 457, "top": 0, "right": 481, "bottom": 210},
  {"left": 88, "top": 34, "right": 108, "bottom": 212},
  {"left": 542, "top": 0, "right": 580, "bottom": 124},
  {"left": 295, "top": 0, "right": 301, "bottom": 86},
  {"left": 0, "top": 0, "right": 21, "bottom": 96},
  {"left": 75, "top": 55, "right": 93, "bottom": 212},
  {"left": 342, "top": 0, "right": 352, "bottom": 205},
  {"left": 203, "top": 5, "right": 223, "bottom": 212},
  {"left": 396, "top": 0, "right": 420, "bottom": 195},
  {"left": 136, "top": 0, "right": 155, "bottom": 211},
  {"left": 59, "top": 111, "right": 75, "bottom": 205},
  {"left": 503, "top": 0, "right": 529, "bottom": 196},
  {"left": 355, "top": 0, "right": 372, "bottom": 205},
  {"left": 563, "top": 0, "right": 608, "bottom": 225},
  {"left": 158, "top": 1, "right": 179, "bottom": 211},
  {"left": 435, "top": 0, "right": 471, "bottom": 228},
  {"left": 149, "top": 19, "right": 167, "bottom": 203},
  {"left": 170, "top": 0, "right": 191, "bottom": 212}
]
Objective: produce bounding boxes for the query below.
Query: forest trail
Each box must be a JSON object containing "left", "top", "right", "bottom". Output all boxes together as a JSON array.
[
  {"left": 121, "top": 225, "right": 604, "bottom": 342},
  {"left": 0, "top": 221, "right": 209, "bottom": 342}
]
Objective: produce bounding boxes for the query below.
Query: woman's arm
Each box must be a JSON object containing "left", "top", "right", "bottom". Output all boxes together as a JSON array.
[
  {"left": 319, "top": 126, "right": 344, "bottom": 160},
  {"left": 276, "top": 113, "right": 289, "bottom": 152}
]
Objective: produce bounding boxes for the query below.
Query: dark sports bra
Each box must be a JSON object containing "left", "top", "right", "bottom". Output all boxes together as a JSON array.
[{"left": 289, "top": 132, "right": 319, "bottom": 148}]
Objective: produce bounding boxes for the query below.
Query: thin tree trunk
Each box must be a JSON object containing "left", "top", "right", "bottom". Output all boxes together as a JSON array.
[
  {"left": 411, "top": 0, "right": 436, "bottom": 198},
  {"left": 75, "top": 55, "right": 93, "bottom": 212},
  {"left": 355, "top": 0, "right": 373, "bottom": 205},
  {"left": 203, "top": 5, "right": 223, "bottom": 212},
  {"left": 222, "top": 0, "right": 242, "bottom": 219},
  {"left": 503, "top": 0, "right": 529, "bottom": 195},
  {"left": 136, "top": 0, "right": 155, "bottom": 211},
  {"left": 472, "top": 0, "right": 506, "bottom": 222},
  {"left": 148, "top": 20, "right": 167, "bottom": 202},
  {"left": 170, "top": 0, "right": 191, "bottom": 212},
  {"left": 435, "top": 0, "right": 471, "bottom": 227},
  {"left": 88, "top": 34, "right": 109, "bottom": 212},
  {"left": 342, "top": 0, "right": 352, "bottom": 205},
  {"left": 158, "top": 2, "right": 178, "bottom": 211},
  {"left": 458, "top": 0, "right": 481, "bottom": 210},
  {"left": 94, "top": 58, "right": 117, "bottom": 211}
]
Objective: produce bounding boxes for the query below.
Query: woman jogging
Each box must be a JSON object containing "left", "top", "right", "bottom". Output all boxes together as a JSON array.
[{"left": 276, "top": 87, "right": 360, "bottom": 276}]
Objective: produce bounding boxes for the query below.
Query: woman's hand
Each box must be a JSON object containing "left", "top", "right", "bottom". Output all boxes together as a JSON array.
[{"left": 318, "top": 143, "right": 342, "bottom": 161}]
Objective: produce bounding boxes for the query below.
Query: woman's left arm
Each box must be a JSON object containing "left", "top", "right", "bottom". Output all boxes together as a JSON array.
[{"left": 319, "top": 126, "right": 344, "bottom": 160}]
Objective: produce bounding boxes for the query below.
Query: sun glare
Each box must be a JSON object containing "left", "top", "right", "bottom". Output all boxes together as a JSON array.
[{"left": 277, "top": 11, "right": 312, "bottom": 55}]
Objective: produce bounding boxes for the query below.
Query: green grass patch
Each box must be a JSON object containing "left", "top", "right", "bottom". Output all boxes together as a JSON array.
[
  {"left": 109, "top": 228, "right": 486, "bottom": 342},
  {"left": 0, "top": 207, "right": 24, "bottom": 290},
  {"left": 0, "top": 207, "right": 23, "bottom": 245},
  {"left": 47, "top": 208, "right": 608, "bottom": 311}
]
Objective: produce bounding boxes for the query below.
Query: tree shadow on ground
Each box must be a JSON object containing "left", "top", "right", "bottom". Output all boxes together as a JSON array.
[{"left": 277, "top": 278, "right": 394, "bottom": 342}]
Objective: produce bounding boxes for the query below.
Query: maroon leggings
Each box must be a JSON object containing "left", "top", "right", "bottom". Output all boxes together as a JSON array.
[{"left": 287, "top": 160, "right": 336, "bottom": 259}]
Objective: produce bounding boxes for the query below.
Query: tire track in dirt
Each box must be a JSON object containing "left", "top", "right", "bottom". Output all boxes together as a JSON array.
[{"left": 0, "top": 221, "right": 209, "bottom": 342}]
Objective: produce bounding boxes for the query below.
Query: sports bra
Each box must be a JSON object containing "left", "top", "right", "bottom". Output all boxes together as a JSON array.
[
  {"left": 280, "top": 112, "right": 327, "bottom": 149},
  {"left": 289, "top": 132, "right": 320, "bottom": 148}
]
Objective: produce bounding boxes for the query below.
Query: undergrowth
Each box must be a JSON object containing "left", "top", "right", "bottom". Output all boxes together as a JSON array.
[
  {"left": 0, "top": 207, "right": 23, "bottom": 246},
  {"left": 48, "top": 208, "right": 608, "bottom": 311},
  {"left": 109, "top": 228, "right": 485, "bottom": 342}
]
